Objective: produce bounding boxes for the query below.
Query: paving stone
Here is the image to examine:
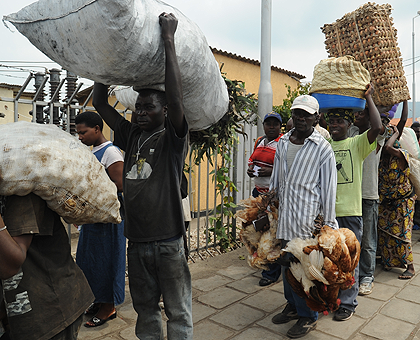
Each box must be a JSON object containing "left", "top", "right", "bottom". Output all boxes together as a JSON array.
[
  {"left": 317, "top": 313, "right": 366, "bottom": 339},
  {"left": 192, "top": 275, "right": 233, "bottom": 292},
  {"left": 374, "top": 270, "right": 408, "bottom": 288},
  {"left": 412, "top": 241, "right": 420, "bottom": 254},
  {"left": 380, "top": 299, "right": 420, "bottom": 324},
  {"left": 241, "top": 289, "right": 285, "bottom": 313},
  {"left": 411, "top": 274, "right": 420, "bottom": 287},
  {"left": 192, "top": 302, "right": 217, "bottom": 323},
  {"left": 218, "top": 265, "right": 256, "bottom": 280},
  {"left": 414, "top": 327, "right": 420, "bottom": 340},
  {"left": 210, "top": 303, "right": 264, "bottom": 331},
  {"left": 355, "top": 296, "right": 383, "bottom": 319},
  {"left": 255, "top": 310, "right": 291, "bottom": 337},
  {"left": 117, "top": 303, "right": 137, "bottom": 322},
  {"left": 365, "top": 282, "right": 400, "bottom": 301},
  {"left": 267, "top": 280, "right": 284, "bottom": 293},
  {"left": 193, "top": 320, "right": 234, "bottom": 340},
  {"left": 120, "top": 326, "right": 138, "bottom": 340},
  {"left": 197, "top": 287, "right": 247, "bottom": 309},
  {"left": 360, "top": 314, "right": 415, "bottom": 340},
  {"left": 397, "top": 285, "right": 420, "bottom": 303},
  {"left": 226, "top": 275, "right": 263, "bottom": 294},
  {"left": 229, "top": 327, "right": 282, "bottom": 340}
]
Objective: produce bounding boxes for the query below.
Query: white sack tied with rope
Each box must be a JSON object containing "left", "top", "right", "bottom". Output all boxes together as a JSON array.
[
  {"left": 4, "top": 0, "right": 229, "bottom": 131},
  {"left": 0, "top": 122, "right": 121, "bottom": 225}
]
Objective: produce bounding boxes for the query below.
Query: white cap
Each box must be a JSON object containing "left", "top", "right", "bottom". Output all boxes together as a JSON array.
[{"left": 291, "top": 95, "right": 319, "bottom": 114}]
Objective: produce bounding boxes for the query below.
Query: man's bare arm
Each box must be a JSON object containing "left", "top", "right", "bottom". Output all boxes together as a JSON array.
[
  {"left": 92, "top": 82, "right": 121, "bottom": 131},
  {"left": 0, "top": 216, "right": 32, "bottom": 280},
  {"left": 159, "top": 13, "right": 185, "bottom": 136}
]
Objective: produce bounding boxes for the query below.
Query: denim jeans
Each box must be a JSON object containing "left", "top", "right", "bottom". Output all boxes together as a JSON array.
[
  {"left": 127, "top": 236, "right": 193, "bottom": 340},
  {"left": 281, "top": 240, "right": 318, "bottom": 321},
  {"left": 262, "top": 262, "right": 282, "bottom": 281},
  {"left": 359, "top": 199, "right": 379, "bottom": 284},
  {"left": 336, "top": 216, "right": 363, "bottom": 312}
]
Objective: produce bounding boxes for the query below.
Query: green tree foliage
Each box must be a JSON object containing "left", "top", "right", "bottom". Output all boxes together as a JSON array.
[
  {"left": 273, "top": 82, "right": 311, "bottom": 125},
  {"left": 188, "top": 67, "right": 258, "bottom": 251}
]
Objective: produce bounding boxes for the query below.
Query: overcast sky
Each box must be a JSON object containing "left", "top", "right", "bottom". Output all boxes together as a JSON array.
[{"left": 1, "top": 0, "right": 420, "bottom": 103}]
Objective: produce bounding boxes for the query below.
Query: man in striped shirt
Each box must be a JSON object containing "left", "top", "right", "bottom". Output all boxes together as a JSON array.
[{"left": 270, "top": 95, "right": 338, "bottom": 339}]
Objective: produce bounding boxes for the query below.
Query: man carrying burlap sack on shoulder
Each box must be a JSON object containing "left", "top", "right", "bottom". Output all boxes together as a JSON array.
[
  {"left": 0, "top": 195, "right": 94, "bottom": 340},
  {"left": 93, "top": 13, "right": 192, "bottom": 340}
]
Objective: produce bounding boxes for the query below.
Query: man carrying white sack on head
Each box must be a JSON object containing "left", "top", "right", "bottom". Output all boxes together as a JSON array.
[{"left": 92, "top": 13, "right": 192, "bottom": 340}]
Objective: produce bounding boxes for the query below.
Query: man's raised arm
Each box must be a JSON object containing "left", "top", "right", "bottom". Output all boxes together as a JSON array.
[
  {"left": 92, "top": 82, "right": 120, "bottom": 131},
  {"left": 159, "top": 12, "right": 186, "bottom": 136}
]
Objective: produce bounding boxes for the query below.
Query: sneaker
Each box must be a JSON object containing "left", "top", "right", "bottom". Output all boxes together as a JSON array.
[
  {"left": 272, "top": 303, "right": 299, "bottom": 324},
  {"left": 286, "top": 317, "right": 317, "bottom": 338},
  {"left": 333, "top": 307, "right": 354, "bottom": 321},
  {"left": 358, "top": 282, "right": 374, "bottom": 296}
]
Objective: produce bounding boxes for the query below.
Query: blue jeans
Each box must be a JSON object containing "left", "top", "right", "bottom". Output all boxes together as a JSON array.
[
  {"left": 281, "top": 240, "right": 318, "bottom": 321},
  {"left": 127, "top": 237, "right": 193, "bottom": 340},
  {"left": 359, "top": 199, "right": 378, "bottom": 284},
  {"left": 262, "top": 263, "right": 282, "bottom": 281},
  {"left": 336, "top": 216, "right": 363, "bottom": 312}
]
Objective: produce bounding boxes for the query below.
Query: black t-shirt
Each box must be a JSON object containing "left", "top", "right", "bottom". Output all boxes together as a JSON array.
[
  {"left": 114, "top": 116, "right": 188, "bottom": 242},
  {"left": 2, "top": 194, "right": 94, "bottom": 340}
]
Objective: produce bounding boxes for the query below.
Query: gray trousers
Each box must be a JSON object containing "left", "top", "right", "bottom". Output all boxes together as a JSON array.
[
  {"left": 127, "top": 236, "right": 193, "bottom": 340},
  {"left": 336, "top": 216, "right": 363, "bottom": 312}
]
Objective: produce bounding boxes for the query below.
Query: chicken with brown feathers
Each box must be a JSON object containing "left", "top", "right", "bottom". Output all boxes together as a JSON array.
[
  {"left": 236, "top": 191, "right": 281, "bottom": 270},
  {"left": 283, "top": 225, "right": 360, "bottom": 315}
]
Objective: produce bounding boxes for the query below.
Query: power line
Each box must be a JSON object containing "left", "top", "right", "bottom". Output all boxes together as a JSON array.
[
  {"left": 403, "top": 58, "right": 420, "bottom": 68},
  {"left": 0, "top": 61, "right": 56, "bottom": 64},
  {"left": 0, "top": 73, "right": 28, "bottom": 80}
]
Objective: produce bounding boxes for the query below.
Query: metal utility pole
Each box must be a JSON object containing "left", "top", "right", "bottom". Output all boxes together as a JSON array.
[{"left": 258, "top": 0, "right": 273, "bottom": 136}]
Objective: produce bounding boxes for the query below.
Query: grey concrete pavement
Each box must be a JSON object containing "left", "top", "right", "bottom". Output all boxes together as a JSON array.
[{"left": 73, "top": 229, "right": 420, "bottom": 340}]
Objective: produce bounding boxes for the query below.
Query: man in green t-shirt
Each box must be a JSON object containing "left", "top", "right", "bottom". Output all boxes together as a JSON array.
[{"left": 326, "top": 83, "right": 382, "bottom": 321}]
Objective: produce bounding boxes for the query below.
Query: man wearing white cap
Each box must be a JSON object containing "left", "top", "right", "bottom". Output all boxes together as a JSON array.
[{"left": 270, "top": 95, "right": 338, "bottom": 338}]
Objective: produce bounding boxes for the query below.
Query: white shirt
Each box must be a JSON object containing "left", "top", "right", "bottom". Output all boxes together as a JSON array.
[
  {"left": 270, "top": 128, "right": 338, "bottom": 240},
  {"left": 92, "top": 141, "right": 124, "bottom": 169}
]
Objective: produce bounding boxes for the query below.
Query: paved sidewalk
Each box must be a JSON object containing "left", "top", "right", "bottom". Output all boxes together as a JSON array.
[{"left": 75, "top": 229, "right": 420, "bottom": 340}]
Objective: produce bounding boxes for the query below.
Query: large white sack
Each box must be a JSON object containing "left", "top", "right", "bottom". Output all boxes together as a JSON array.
[
  {"left": 400, "top": 127, "right": 420, "bottom": 161},
  {"left": 4, "top": 0, "right": 229, "bottom": 131},
  {"left": 112, "top": 86, "right": 140, "bottom": 113},
  {"left": 0, "top": 122, "right": 121, "bottom": 225},
  {"left": 409, "top": 158, "right": 420, "bottom": 197}
]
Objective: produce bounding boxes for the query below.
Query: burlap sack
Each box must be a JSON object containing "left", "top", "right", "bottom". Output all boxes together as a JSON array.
[
  {"left": 400, "top": 127, "right": 420, "bottom": 161},
  {"left": 309, "top": 56, "right": 371, "bottom": 98},
  {"left": 0, "top": 122, "right": 121, "bottom": 225},
  {"left": 4, "top": 0, "right": 229, "bottom": 131},
  {"left": 409, "top": 158, "right": 420, "bottom": 197}
]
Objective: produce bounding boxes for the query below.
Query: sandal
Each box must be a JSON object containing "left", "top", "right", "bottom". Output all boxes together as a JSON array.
[
  {"left": 398, "top": 270, "right": 415, "bottom": 280},
  {"left": 84, "top": 311, "right": 117, "bottom": 327},
  {"left": 84, "top": 303, "right": 100, "bottom": 316}
]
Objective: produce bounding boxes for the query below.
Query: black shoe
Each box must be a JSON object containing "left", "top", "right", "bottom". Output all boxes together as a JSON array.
[
  {"left": 333, "top": 307, "right": 354, "bottom": 321},
  {"left": 286, "top": 317, "right": 317, "bottom": 338},
  {"left": 84, "top": 303, "right": 100, "bottom": 316},
  {"left": 84, "top": 311, "right": 117, "bottom": 327},
  {"left": 259, "top": 277, "right": 275, "bottom": 286},
  {"left": 272, "top": 303, "right": 299, "bottom": 324}
]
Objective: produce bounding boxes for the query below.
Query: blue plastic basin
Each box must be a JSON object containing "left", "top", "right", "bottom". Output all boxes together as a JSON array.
[{"left": 311, "top": 93, "right": 366, "bottom": 113}]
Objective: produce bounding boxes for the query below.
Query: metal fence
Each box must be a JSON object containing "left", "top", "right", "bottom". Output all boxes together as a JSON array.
[{"left": 3, "top": 70, "right": 258, "bottom": 260}]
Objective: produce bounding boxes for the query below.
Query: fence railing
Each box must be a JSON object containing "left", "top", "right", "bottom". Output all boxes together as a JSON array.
[{"left": 2, "top": 70, "right": 258, "bottom": 260}]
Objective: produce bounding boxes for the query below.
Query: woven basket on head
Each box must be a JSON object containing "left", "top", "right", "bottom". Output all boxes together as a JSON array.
[
  {"left": 321, "top": 2, "right": 410, "bottom": 106},
  {"left": 309, "top": 56, "right": 371, "bottom": 98}
]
